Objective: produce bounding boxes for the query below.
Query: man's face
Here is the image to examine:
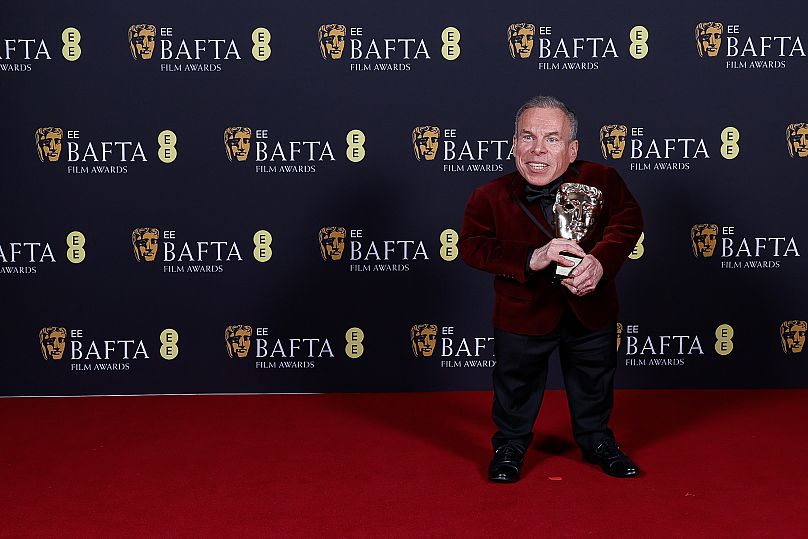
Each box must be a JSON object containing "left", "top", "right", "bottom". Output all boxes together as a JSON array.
[
  {"left": 783, "top": 323, "right": 806, "bottom": 353},
  {"left": 321, "top": 27, "right": 346, "bottom": 59},
  {"left": 699, "top": 26, "right": 722, "bottom": 57},
  {"left": 554, "top": 191, "right": 599, "bottom": 241},
  {"left": 38, "top": 131, "right": 62, "bottom": 162},
  {"left": 602, "top": 127, "right": 626, "bottom": 159},
  {"left": 692, "top": 226, "right": 717, "bottom": 257},
  {"left": 510, "top": 27, "right": 534, "bottom": 58},
  {"left": 228, "top": 329, "right": 252, "bottom": 358},
  {"left": 788, "top": 126, "right": 808, "bottom": 158},
  {"left": 135, "top": 231, "right": 159, "bottom": 262},
  {"left": 415, "top": 128, "right": 440, "bottom": 161},
  {"left": 514, "top": 107, "right": 578, "bottom": 186},
  {"left": 131, "top": 27, "right": 155, "bottom": 59},
  {"left": 413, "top": 327, "right": 437, "bottom": 357},
  {"left": 227, "top": 131, "right": 251, "bottom": 161},
  {"left": 42, "top": 330, "right": 66, "bottom": 360},
  {"left": 320, "top": 229, "right": 346, "bottom": 260}
]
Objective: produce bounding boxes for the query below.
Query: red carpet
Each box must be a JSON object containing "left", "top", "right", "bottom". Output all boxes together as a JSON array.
[{"left": 1, "top": 390, "right": 807, "bottom": 538}]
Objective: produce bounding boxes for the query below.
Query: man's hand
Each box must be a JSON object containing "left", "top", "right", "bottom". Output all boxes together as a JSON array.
[
  {"left": 562, "top": 254, "right": 604, "bottom": 296},
  {"left": 529, "top": 239, "right": 586, "bottom": 272}
]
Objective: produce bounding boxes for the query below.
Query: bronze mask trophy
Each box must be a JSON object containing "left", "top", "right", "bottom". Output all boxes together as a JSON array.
[{"left": 552, "top": 183, "right": 604, "bottom": 279}]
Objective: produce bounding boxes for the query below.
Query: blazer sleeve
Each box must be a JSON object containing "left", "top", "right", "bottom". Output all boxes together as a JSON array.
[
  {"left": 459, "top": 187, "right": 534, "bottom": 283},
  {"left": 588, "top": 168, "right": 644, "bottom": 278}
]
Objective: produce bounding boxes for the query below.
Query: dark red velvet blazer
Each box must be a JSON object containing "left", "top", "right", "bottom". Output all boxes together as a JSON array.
[{"left": 459, "top": 161, "right": 643, "bottom": 335}]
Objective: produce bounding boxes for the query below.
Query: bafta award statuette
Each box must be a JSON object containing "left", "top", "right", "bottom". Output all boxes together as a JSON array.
[{"left": 553, "top": 183, "right": 604, "bottom": 280}]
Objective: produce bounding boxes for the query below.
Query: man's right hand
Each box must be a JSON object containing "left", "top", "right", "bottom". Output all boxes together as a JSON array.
[{"left": 529, "top": 239, "right": 586, "bottom": 271}]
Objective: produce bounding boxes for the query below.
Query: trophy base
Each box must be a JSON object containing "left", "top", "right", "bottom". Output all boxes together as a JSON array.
[{"left": 554, "top": 252, "right": 582, "bottom": 281}]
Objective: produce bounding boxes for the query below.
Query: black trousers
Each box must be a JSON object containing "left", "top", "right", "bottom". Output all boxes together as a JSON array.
[{"left": 492, "top": 309, "right": 617, "bottom": 453}]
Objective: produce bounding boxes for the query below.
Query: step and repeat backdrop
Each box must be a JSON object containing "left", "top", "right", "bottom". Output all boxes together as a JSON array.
[{"left": 2, "top": 1, "right": 807, "bottom": 396}]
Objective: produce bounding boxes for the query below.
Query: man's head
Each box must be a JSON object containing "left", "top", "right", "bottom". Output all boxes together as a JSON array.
[
  {"left": 780, "top": 320, "right": 807, "bottom": 354},
  {"left": 319, "top": 227, "right": 346, "bottom": 261},
  {"left": 132, "top": 227, "right": 160, "bottom": 262},
  {"left": 513, "top": 96, "right": 578, "bottom": 186},
  {"left": 412, "top": 126, "right": 440, "bottom": 161},
  {"left": 35, "top": 127, "right": 63, "bottom": 162},
  {"left": 691, "top": 224, "right": 718, "bottom": 258},
  {"left": 225, "top": 325, "right": 253, "bottom": 358},
  {"left": 507, "top": 23, "right": 535, "bottom": 59},
  {"left": 786, "top": 123, "right": 808, "bottom": 158},
  {"left": 129, "top": 24, "right": 156, "bottom": 60},
  {"left": 411, "top": 324, "right": 438, "bottom": 357},
  {"left": 40, "top": 327, "right": 67, "bottom": 360},
  {"left": 224, "top": 127, "right": 252, "bottom": 162},
  {"left": 600, "top": 124, "right": 627, "bottom": 160},
  {"left": 695, "top": 22, "right": 723, "bottom": 57},
  {"left": 319, "top": 24, "right": 346, "bottom": 60}
]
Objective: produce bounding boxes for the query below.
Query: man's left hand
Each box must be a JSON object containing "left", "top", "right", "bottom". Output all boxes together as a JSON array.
[{"left": 562, "top": 254, "right": 604, "bottom": 296}]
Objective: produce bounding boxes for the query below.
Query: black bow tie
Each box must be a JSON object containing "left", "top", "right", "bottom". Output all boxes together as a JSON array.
[{"left": 525, "top": 181, "right": 562, "bottom": 205}]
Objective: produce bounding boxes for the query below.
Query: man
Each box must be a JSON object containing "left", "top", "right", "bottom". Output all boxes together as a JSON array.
[{"left": 459, "top": 96, "right": 643, "bottom": 482}]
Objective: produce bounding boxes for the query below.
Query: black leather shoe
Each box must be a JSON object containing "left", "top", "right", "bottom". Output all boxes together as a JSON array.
[
  {"left": 488, "top": 443, "right": 525, "bottom": 483},
  {"left": 583, "top": 438, "right": 640, "bottom": 478}
]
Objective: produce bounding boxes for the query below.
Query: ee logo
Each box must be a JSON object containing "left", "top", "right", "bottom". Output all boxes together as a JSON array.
[
  {"left": 345, "top": 327, "right": 364, "bottom": 358},
  {"left": 629, "top": 25, "right": 648, "bottom": 60},
  {"left": 160, "top": 328, "right": 179, "bottom": 360},
  {"left": 721, "top": 127, "right": 740, "bottom": 160},
  {"left": 62, "top": 27, "right": 81, "bottom": 61},
  {"left": 253, "top": 230, "right": 273, "bottom": 262},
  {"left": 442, "top": 27, "right": 461, "bottom": 60},
  {"left": 252, "top": 27, "right": 271, "bottom": 61},
  {"left": 158, "top": 130, "right": 177, "bottom": 163},
  {"left": 629, "top": 232, "right": 645, "bottom": 260},
  {"left": 440, "top": 229, "right": 459, "bottom": 261},
  {"left": 715, "top": 323, "right": 734, "bottom": 356},
  {"left": 346, "top": 129, "right": 366, "bottom": 163},
  {"left": 67, "top": 231, "right": 85, "bottom": 264}
]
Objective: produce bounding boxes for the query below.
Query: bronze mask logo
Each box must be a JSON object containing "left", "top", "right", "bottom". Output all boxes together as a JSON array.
[
  {"left": 132, "top": 227, "right": 160, "bottom": 262},
  {"left": 224, "top": 127, "right": 252, "bottom": 162},
  {"left": 600, "top": 124, "right": 627, "bottom": 160},
  {"left": 225, "top": 324, "right": 253, "bottom": 358},
  {"left": 695, "top": 22, "right": 723, "bottom": 57},
  {"left": 39, "top": 326, "right": 67, "bottom": 360},
  {"left": 129, "top": 24, "right": 156, "bottom": 60},
  {"left": 35, "top": 127, "right": 63, "bottom": 162},
  {"left": 319, "top": 24, "right": 346, "bottom": 60},
  {"left": 780, "top": 320, "right": 806, "bottom": 354},
  {"left": 787, "top": 123, "right": 808, "bottom": 158},
  {"left": 411, "top": 323, "right": 438, "bottom": 357},
  {"left": 319, "top": 227, "right": 346, "bottom": 261},
  {"left": 616, "top": 322, "right": 623, "bottom": 351},
  {"left": 507, "top": 23, "right": 535, "bottom": 59},
  {"left": 691, "top": 224, "right": 718, "bottom": 258},
  {"left": 412, "top": 126, "right": 440, "bottom": 161}
]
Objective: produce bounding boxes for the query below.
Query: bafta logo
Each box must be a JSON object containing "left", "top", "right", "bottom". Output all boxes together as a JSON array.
[
  {"left": 616, "top": 322, "right": 623, "bottom": 351},
  {"left": 319, "top": 227, "right": 346, "bottom": 261},
  {"left": 786, "top": 123, "right": 808, "bottom": 158},
  {"left": 35, "top": 127, "right": 63, "bottom": 162},
  {"left": 691, "top": 224, "right": 718, "bottom": 258},
  {"left": 780, "top": 320, "right": 806, "bottom": 354},
  {"left": 695, "top": 22, "right": 723, "bottom": 57},
  {"left": 319, "top": 24, "right": 346, "bottom": 60},
  {"left": 600, "top": 125, "right": 627, "bottom": 160},
  {"left": 507, "top": 23, "right": 535, "bottom": 59},
  {"left": 411, "top": 324, "right": 438, "bottom": 357},
  {"left": 224, "top": 127, "right": 252, "bottom": 162},
  {"left": 225, "top": 325, "right": 253, "bottom": 358},
  {"left": 132, "top": 227, "right": 160, "bottom": 262},
  {"left": 129, "top": 24, "right": 156, "bottom": 60},
  {"left": 39, "top": 327, "right": 67, "bottom": 360},
  {"left": 412, "top": 126, "right": 440, "bottom": 161}
]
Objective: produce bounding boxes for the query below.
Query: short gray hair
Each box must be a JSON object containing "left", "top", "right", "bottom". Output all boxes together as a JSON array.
[{"left": 514, "top": 96, "right": 578, "bottom": 142}]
